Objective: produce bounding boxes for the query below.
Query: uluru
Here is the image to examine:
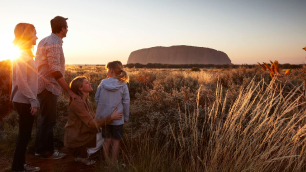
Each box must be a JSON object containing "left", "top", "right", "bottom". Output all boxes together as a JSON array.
[{"left": 127, "top": 45, "right": 231, "bottom": 65}]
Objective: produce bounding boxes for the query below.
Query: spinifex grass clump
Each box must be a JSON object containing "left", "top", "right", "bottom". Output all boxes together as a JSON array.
[
  {"left": 119, "top": 79, "right": 306, "bottom": 172},
  {"left": 198, "top": 79, "right": 306, "bottom": 171}
]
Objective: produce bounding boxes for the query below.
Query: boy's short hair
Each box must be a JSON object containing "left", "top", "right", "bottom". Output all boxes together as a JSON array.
[{"left": 50, "top": 16, "right": 68, "bottom": 34}]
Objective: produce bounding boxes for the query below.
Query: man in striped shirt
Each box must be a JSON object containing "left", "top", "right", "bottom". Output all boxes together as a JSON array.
[{"left": 35, "top": 16, "right": 80, "bottom": 159}]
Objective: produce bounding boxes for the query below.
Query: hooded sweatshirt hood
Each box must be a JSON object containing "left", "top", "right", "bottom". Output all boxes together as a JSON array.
[{"left": 102, "top": 77, "right": 127, "bottom": 91}]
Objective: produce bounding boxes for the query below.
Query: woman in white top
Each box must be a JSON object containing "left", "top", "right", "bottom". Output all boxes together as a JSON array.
[{"left": 10, "top": 23, "right": 40, "bottom": 172}]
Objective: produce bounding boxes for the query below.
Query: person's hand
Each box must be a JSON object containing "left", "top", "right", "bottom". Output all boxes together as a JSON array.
[
  {"left": 69, "top": 91, "right": 82, "bottom": 101},
  {"left": 30, "top": 107, "right": 38, "bottom": 116},
  {"left": 110, "top": 108, "right": 123, "bottom": 120}
]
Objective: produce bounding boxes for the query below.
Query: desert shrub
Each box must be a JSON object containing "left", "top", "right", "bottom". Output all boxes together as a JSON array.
[
  {"left": 126, "top": 72, "right": 203, "bottom": 139},
  {"left": 191, "top": 67, "right": 200, "bottom": 71},
  {"left": 120, "top": 79, "right": 306, "bottom": 172},
  {"left": 53, "top": 96, "right": 69, "bottom": 146},
  {"left": 128, "top": 71, "right": 157, "bottom": 99},
  {"left": 1, "top": 95, "right": 70, "bottom": 155},
  {"left": 2, "top": 66, "right": 306, "bottom": 171},
  {"left": 1, "top": 111, "right": 19, "bottom": 153},
  {"left": 126, "top": 69, "right": 280, "bottom": 141},
  {"left": 211, "top": 67, "right": 270, "bottom": 89},
  {"left": 0, "top": 60, "right": 12, "bottom": 120},
  {"left": 153, "top": 72, "right": 199, "bottom": 92}
]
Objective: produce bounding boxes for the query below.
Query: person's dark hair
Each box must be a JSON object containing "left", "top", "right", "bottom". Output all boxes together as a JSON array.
[
  {"left": 69, "top": 76, "right": 86, "bottom": 104},
  {"left": 51, "top": 16, "right": 68, "bottom": 34}
]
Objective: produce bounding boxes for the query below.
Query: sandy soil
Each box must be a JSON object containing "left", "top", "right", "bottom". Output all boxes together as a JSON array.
[{"left": 0, "top": 151, "right": 99, "bottom": 172}]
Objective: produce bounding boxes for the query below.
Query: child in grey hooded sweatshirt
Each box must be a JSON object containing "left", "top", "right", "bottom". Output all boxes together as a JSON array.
[{"left": 95, "top": 61, "right": 130, "bottom": 163}]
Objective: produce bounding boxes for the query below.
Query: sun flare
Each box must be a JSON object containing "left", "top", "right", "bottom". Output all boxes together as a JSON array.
[{"left": 0, "top": 43, "right": 21, "bottom": 61}]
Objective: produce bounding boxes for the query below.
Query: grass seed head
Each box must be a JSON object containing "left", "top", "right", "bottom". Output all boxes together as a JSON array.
[
  {"left": 264, "top": 62, "right": 272, "bottom": 73},
  {"left": 273, "top": 60, "right": 280, "bottom": 74},
  {"left": 257, "top": 62, "right": 266, "bottom": 71},
  {"left": 270, "top": 63, "right": 275, "bottom": 75},
  {"left": 285, "top": 69, "right": 291, "bottom": 75},
  {"left": 269, "top": 60, "right": 274, "bottom": 64}
]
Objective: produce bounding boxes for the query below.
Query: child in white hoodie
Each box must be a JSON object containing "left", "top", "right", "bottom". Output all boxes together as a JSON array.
[{"left": 95, "top": 61, "right": 130, "bottom": 163}]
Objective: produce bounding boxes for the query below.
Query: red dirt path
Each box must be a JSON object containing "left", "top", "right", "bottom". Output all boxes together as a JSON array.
[{"left": 0, "top": 152, "right": 98, "bottom": 172}]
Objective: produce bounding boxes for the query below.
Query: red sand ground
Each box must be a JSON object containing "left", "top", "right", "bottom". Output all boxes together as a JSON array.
[
  {"left": 0, "top": 147, "right": 130, "bottom": 172},
  {"left": 0, "top": 154, "right": 97, "bottom": 172}
]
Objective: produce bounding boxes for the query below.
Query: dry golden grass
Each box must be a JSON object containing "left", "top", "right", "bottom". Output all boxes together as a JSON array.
[
  {"left": 2, "top": 66, "right": 306, "bottom": 171},
  {"left": 115, "top": 78, "right": 306, "bottom": 172}
]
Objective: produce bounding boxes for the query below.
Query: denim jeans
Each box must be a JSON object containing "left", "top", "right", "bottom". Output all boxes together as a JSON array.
[
  {"left": 35, "top": 89, "right": 58, "bottom": 157},
  {"left": 11, "top": 102, "right": 35, "bottom": 171}
]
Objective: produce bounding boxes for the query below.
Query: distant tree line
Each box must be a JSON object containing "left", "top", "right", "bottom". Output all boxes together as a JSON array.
[
  {"left": 125, "top": 63, "right": 303, "bottom": 69},
  {"left": 280, "top": 63, "right": 303, "bottom": 69}
]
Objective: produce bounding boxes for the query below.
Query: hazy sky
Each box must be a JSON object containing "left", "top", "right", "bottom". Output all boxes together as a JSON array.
[{"left": 0, "top": 0, "right": 305, "bottom": 64}]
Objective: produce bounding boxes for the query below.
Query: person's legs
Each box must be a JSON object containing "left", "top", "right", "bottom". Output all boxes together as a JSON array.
[
  {"left": 103, "top": 138, "right": 111, "bottom": 161},
  {"left": 102, "top": 125, "right": 112, "bottom": 161},
  {"left": 110, "top": 125, "right": 123, "bottom": 162},
  {"left": 71, "top": 138, "right": 96, "bottom": 165},
  {"left": 70, "top": 146, "right": 89, "bottom": 158},
  {"left": 11, "top": 102, "right": 35, "bottom": 171},
  {"left": 35, "top": 89, "right": 57, "bottom": 157},
  {"left": 111, "top": 139, "right": 120, "bottom": 162}
]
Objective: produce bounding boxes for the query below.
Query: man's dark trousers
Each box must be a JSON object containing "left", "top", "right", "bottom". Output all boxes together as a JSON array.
[{"left": 35, "top": 89, "right": 58, "bottom": 157}]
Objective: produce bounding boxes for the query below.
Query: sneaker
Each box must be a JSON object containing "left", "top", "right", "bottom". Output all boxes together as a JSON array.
[
  {"left": 121, "top": 163, "right": 126, "bottom": 169},
  {"left": 24, "top": 164, "right": 40, "bottom": 172},
  {"left": 116, "top": 160, "right": 126, "bottom": 169},
  {"left": 41, "top": 151, "right": 66, "bottom": 159},
  {"left": 74, "top": 157, "right": 96, "bottom": 165}
]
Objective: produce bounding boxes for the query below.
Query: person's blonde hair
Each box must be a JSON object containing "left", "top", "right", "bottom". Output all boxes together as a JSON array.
[
  {"left": 106, "top": 61, "right": 129, "bottom": 83},
  {"left": 12, "top": 23, "right": 36, "bottom": 57},
  {"left": 69, "top": 76, "right": 87, "bottom": 104}
]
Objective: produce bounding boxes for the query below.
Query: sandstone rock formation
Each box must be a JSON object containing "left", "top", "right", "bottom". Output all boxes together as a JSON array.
[{"left": 127, "top": 45, "right": 231, "bottom": 65}]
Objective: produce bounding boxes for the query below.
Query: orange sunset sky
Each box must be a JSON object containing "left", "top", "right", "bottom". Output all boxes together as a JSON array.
[{"left": 0, "top": 0, "right": 305, "bottom": 64}]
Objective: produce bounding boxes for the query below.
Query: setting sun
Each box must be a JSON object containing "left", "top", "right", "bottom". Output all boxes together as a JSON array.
[
  {"left": 5, "top": 45, "right": 20, "bottom": 61},
  {"left": 0, "top": 43, "right": 21, "bottom": 61}
]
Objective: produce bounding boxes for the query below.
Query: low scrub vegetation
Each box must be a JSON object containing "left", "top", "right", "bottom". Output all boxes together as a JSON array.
[{"left": 1, "top": 62, "right": 306, "bottom": 171}]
